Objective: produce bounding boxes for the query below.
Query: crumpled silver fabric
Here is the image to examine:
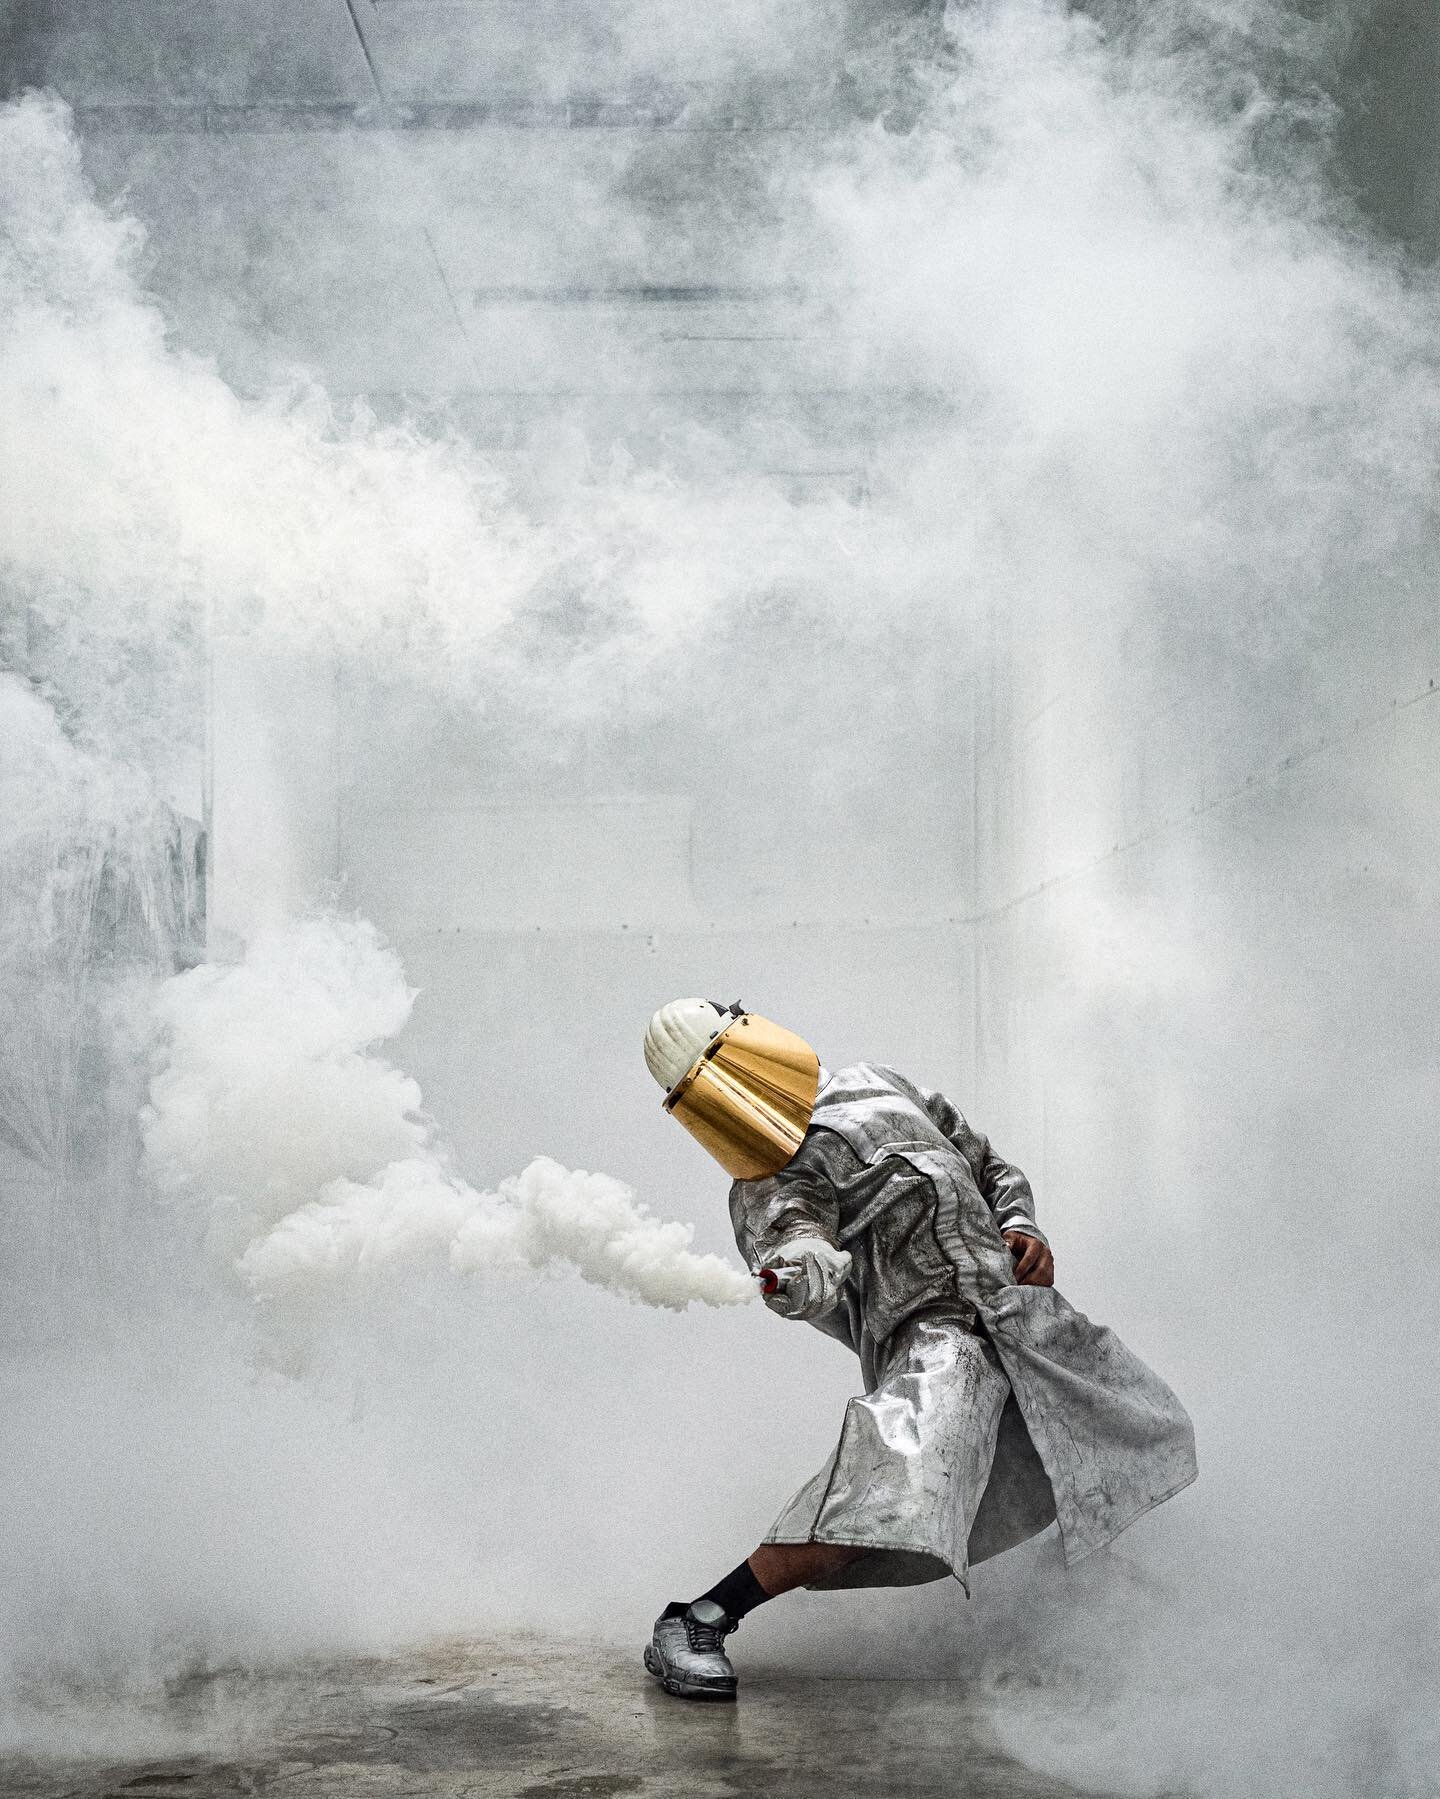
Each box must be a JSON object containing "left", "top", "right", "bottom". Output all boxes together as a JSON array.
[
  {"left": 762, "top": 1312, "right": 1014, "bottom": 1590},
  {"left": 730, "top": 1064, "right": 1198, "bottom": 1587}
]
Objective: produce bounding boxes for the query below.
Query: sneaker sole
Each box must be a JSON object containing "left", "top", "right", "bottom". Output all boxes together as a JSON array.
[{"left": 643, "top": 1643, "right": 737, "bottom": 1702}]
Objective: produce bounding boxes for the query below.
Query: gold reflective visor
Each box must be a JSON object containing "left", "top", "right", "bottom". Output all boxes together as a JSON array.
[{"left": 664, "top": 1012, "right": 820, "bottom": 1180}]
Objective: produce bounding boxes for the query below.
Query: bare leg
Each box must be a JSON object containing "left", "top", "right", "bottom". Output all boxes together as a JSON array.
[{"left": 747, "top": 1540, "right": 864, "bottom": 1597}]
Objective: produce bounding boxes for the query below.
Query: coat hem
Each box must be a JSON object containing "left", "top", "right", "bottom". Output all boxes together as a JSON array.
[
  {"left": 1057, "top": 1463, "right": 1200, "bottom": 1568},
  {"left": 762, "top": 1528, "right": 970, "bottom": 1595}
]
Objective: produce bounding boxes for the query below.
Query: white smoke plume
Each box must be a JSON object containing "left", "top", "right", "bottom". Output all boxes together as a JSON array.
[
  {"left": 144, "top": 916, "right": 753, "bottom": 1310},
  {"left": 240, "top": 1156, "right": 754, "bottom": 1310},
  {"left": 2, "top": 0, "right": 1439, "bottom": 1788},
  {"left": 0, "top": 90, "right": 901, "bottom": 743}
]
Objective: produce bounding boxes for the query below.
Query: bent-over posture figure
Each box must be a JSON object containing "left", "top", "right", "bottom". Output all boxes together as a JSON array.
[{"left": 640, "top": 999, "right": 1197, "bottom": 1701}]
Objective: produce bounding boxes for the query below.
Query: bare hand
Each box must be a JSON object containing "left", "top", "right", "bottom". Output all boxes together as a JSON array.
[{"left": 1004, "top": 1231, "right": 1054, "bottom": 1287}]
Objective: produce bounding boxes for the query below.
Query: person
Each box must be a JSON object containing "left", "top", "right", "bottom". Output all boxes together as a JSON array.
[{"left": 640, "top": 998, "right": 1197, "bottom": 1702}]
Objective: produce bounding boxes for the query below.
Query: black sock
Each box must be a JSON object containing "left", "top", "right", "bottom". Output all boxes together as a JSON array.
[{"left": 694, "top": 1559, "right": 771, "bottom": 1622}]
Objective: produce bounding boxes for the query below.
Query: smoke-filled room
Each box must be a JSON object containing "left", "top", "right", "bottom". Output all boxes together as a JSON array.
[{"left": 0, "top": 1, "right": 1436, "bottom": 1795}]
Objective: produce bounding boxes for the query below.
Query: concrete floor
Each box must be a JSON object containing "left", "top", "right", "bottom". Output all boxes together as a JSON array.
[{"left": 0, "top": 1635, "right": 1127, "bottom": 1799}]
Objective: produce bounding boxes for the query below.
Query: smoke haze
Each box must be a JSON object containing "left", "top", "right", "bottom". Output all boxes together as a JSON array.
[{"left": 1, "top": 1, "right": 1437, "bottom": 1792}]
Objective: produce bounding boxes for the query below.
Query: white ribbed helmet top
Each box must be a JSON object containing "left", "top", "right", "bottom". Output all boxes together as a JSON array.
[{"left": 644, "top": 997, "right": 737, "bottom": 1092}]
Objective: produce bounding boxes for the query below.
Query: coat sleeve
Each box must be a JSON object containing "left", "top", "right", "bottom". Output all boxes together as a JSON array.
[
  {"left": 728, "top": 1168, "right": 859, "bottom": 1354},
  {"left": 917, "top": 1086, "right": 1049, "bottom": 1248},
  {"left": 727, "top": 1168, "right": 842, "bottom": 1268}
]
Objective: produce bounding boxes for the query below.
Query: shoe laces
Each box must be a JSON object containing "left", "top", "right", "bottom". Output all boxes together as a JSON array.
[{"left": 685, "top": 1614, "right": 734, "bottom": 1653}]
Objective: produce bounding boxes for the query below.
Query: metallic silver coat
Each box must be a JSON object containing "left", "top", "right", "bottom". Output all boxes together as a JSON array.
[{"left": 729, "top": 1064, "right": 1198, "bottom": 1588}]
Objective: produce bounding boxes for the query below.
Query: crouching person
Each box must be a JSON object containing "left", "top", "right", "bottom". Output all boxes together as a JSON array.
[{"left": 639, "top": 999, "right": 1197, "bottom": 1701}]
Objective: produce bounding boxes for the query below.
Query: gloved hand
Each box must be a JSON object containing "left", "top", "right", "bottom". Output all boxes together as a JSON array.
[{"left": 759, "top": 1236, "right": 852, "bottom": 1320}]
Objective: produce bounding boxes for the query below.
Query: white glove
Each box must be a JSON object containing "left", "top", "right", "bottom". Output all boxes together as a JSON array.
[{"left": 760, "top": 1236, "right": 852, "bottom": 1320}]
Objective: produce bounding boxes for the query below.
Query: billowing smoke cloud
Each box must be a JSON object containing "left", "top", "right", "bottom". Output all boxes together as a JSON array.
[
  {"left": 2, "top": 0, "right": 1439, "bottom": 1791},
  {"left": 240, "top": 1155, "right": 754, "bottom": 1309},
  {"left": 145, "top": 916, "right": 753, "bottom": 1310},
  {"left": 0, "top": 90, "right": 903, "bottom": 749}
]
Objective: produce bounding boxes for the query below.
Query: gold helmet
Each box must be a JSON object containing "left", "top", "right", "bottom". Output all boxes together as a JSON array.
[{"left": 643, "top": 998, "right": 820, "bottom": 1181}]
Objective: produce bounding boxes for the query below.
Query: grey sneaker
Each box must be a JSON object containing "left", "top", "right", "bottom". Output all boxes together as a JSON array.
[{"left": 643, "top": 1598, "right": 739, "bottom": 1701}]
